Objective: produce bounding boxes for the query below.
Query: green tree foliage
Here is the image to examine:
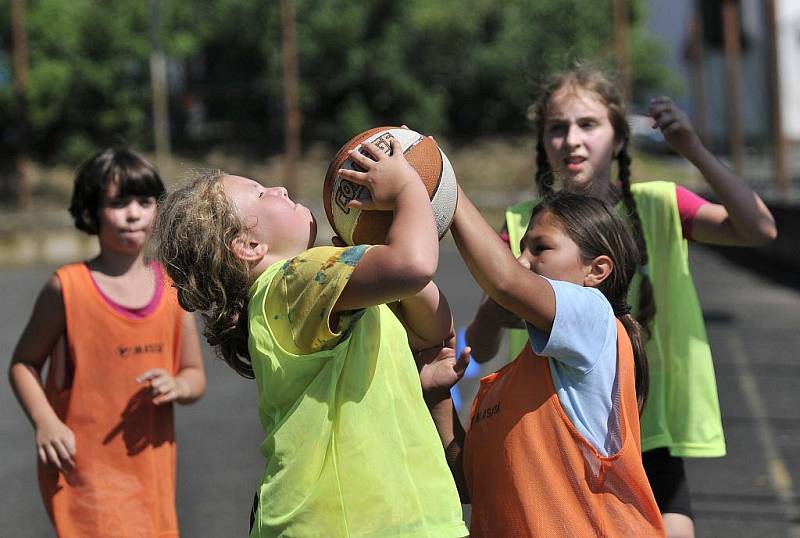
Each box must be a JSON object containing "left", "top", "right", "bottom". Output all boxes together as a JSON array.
[
  {"left": 0, "top": 0, "right": 202, "bottom": 162},
  {"left": 0, "top": 0, "right": 671, "bottom": 160},
  {"left": 233, "top": 0, "right": 672, "bottom": 146}
]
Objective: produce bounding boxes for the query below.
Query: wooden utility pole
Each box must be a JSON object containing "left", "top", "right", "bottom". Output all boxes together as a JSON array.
[
  {"left": 765, "top": 0, "right": 788, "bottom": 197},
  {"left": 11, "top": 0, "right": 30, "bottom": 209},
  {"left": 612, "top": 0, "right": 632, "bottom": 104},
  {"left": 686, "top": 7, "right": 709, "bottom": 146},
  {"left": 281, "top": 0, "right": 302, "bottom": 198},
  {"left": 722, "top": 0, "right": 745, "bottom": 176},
  {"left": 150, "top": 0, "right": 171, "bottom": 165}
]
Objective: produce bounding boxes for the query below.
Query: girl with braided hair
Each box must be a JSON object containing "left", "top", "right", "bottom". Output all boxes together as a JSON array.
[{"left": 465, "top": 66, "right": 776, "bottom": 537}]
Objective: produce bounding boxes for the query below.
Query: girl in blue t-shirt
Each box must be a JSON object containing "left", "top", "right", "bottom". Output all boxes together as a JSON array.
[
  {"left": 465, "top": 66, "right": 777, "bottom": 537},
  {"left": 415, "top": 189, "right": 664, "bottom": 536}
]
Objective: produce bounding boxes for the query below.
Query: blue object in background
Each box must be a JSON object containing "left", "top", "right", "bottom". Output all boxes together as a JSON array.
[{"left": 451, "top": 326, "right": 481, "bottom": 412}]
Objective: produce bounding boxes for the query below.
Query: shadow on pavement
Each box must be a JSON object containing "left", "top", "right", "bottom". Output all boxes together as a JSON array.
[{"left": 710, "top": 246, "right": 800, "bottom": 291}]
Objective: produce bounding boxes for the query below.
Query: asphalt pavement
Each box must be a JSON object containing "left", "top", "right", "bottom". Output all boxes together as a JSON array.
[{"left": 1, "top": 243, "right": 798, "bottom": 537}]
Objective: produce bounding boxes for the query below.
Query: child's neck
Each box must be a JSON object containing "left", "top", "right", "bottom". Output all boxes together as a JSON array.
[
  {"left": 88, "top": 248, "right": 148, "bottom": 277},
  {"left": 86, "top": 248, "right": 157, "bottom": 309}
]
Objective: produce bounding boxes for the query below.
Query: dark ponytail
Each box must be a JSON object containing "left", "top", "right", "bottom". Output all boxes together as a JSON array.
[{"left": 618, "top": 312, "right": 649, "bottom": 413}]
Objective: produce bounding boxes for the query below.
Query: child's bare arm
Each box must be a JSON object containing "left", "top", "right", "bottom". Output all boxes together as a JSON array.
[
  {"left": 175, "top": 313, "right": 206, "bottom": 402},
  {"left": 465, "top": 294, "right": 526, "bottom": 363},
  {"left": 334, "top": 139, "right": 439, "bottom": 312},
  {"left": 8, "top": 276, "right": 76, "bottom": 470},
  {"left": 137, "top": 312, "right": 206, "bottom": 405},
  {"left": 396, "top": 282, "right": 454, "bottom": 352},
  {"left": 649, "top": 96, "right": 777, "bottom": 246},
  {"left": 418, "top": 343, "right": 471, "bottom": 502},
  {"left": 329, "top": 238, "right": 450, "bottom": 350},
  {"left": 451, "top": 185, "right": 556, "bottom": 332}
]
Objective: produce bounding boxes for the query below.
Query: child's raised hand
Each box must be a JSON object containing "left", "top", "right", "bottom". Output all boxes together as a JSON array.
[
  {"left": 649, "top": 96, "right": 703, "bottom": 158},
  {"left": 337, "top": 139, "right": 422, "bottom": 211},
  {"left": 417, "top": 342, "right": 471, "bottom": 399},
  {"left": 36, "top": 416, "right": 76, "bottom": 471},
  {"left": 137, "top": 368, "right": 188, "bottom": 405}
]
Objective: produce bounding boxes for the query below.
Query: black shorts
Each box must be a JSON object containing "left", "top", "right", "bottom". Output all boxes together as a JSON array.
[
  {"left": 642, "top": 447, "right": 694, "bottom": 519},
  {"left": 250, "top": 492, "right": 259, "bottom": 533}
]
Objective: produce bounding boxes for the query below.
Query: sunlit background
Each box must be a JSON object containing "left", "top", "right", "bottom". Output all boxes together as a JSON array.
[{"left": 1, "top": 1, "right": 799, "bottom": 536}]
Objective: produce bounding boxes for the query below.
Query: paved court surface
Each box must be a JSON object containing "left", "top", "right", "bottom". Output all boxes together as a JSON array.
[{"left": 1, "top": 244, "right": 798, "bottom": 536}]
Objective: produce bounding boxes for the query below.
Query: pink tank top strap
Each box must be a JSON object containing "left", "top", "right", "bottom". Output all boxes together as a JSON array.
[{"left": 86, "top": 262, "right": 165, "bottom": 319}]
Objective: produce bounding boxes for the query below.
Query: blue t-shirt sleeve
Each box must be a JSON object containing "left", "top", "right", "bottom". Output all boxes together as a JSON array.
[
  {"left": 526, "top": 278, "right": 621, "bottom": 456},
  {"left": 527, "top": 278, "right": 615, "bottom": 373}
]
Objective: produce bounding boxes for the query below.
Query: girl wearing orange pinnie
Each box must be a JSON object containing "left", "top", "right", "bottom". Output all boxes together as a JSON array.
[{"left": 9, "top": 148, "right": 206, "bottom": 537}]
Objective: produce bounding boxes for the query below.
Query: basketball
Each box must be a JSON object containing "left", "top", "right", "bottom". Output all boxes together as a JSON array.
[{"left": 323, "top": 126, "right": 458, "bottom": 245}]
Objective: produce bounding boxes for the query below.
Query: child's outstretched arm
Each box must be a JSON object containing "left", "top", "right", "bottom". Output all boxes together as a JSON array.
[
  {"left": 333, "top": 139, "right": 439, "bottom": 312},
  {"left": 8, "top": 276, "right": 76, "bottom": 471},
  {"left": 136, "top": 312, "right": 206, "bottom": 405},
  {"left": 451, "top": 184, "right": 557, "bottom": 332},
  {"left": 418, "top": 342, "right": 471, "bottom": 501},
  {"left": 465, "top": 294, "right": 525, "bottom": 363},
  {"left": 649, "top": 96, "right": 777, "bottom": 246}
]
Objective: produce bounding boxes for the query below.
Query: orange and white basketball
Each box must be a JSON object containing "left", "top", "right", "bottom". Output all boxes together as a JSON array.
[{"left": 323, "top": 126, "right": 458, "bottom": 245}]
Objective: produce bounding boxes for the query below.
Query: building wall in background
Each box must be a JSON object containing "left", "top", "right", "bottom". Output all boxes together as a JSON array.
[
  {"left": 778, "top": 0, "right": 800, "bottom": 141},
  {"left": 644, "top": 0, "right": 798, "bottom": 147},
  {"left": 643, "top": 0, "right": 693, "bottom": 112}
]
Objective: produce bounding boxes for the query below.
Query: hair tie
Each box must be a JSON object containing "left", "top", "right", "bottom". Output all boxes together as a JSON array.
[
  {"left": 615, "top": 304, "right": 632, "bottom": 317},
  {"left": 640, "top": 263, "right": 650, "bottom": 276}
]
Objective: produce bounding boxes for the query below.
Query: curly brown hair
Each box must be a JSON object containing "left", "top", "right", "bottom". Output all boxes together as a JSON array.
[
  {"left": 149, "top": 170, "right": 254, "bottom": 378},
  {"left": 530, "top": 66, "right": 656, "bottom": 341}
]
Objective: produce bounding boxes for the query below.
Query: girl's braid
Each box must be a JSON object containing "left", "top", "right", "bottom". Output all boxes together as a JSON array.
[
  {"left": 617, "top": 147, "right": 656, "bottom": 338},
  {"left": 535, "top": 139, "right": 556, "bottom": 195}
]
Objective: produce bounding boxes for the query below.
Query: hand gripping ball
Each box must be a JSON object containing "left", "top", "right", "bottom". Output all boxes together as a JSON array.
[{"left": 323, "top": 126, "right": 458, "bottom": 245}]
